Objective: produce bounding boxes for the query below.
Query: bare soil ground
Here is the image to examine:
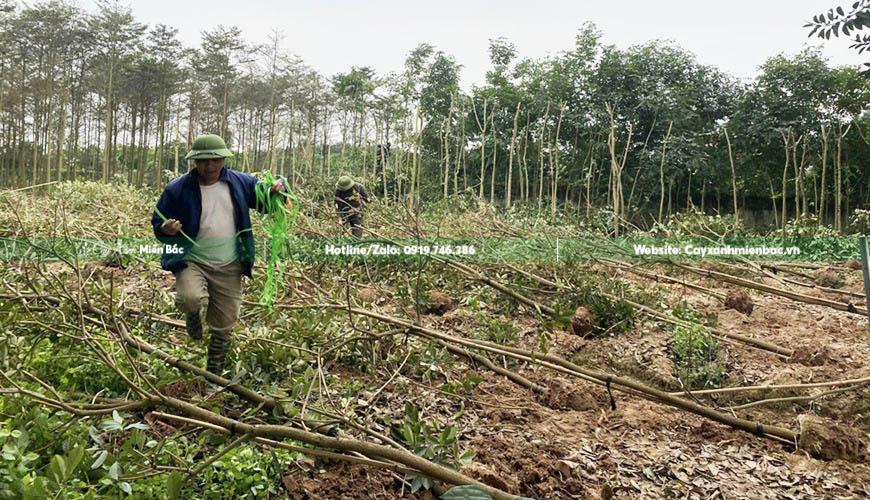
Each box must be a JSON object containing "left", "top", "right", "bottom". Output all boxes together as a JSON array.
[
  {"left": 85, "top": 258, "right": 869, "bottom": 499},
  {"left": 291, "top": 262, "right": 869, "bottom": 499}
]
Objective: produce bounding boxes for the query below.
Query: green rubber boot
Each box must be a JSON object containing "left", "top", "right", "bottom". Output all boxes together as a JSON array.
[{"left": 186, "top": 312, "right": 203, "bottom": 340}]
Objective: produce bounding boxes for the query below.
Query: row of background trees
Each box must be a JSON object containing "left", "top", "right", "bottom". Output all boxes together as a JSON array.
[{"left": 1, "top": 0, "right": 869, "bottom": 231}]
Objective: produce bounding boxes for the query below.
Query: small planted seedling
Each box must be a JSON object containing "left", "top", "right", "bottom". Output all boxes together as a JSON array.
[
  {"left": 392, "top": 403, "right": 476, "bottom": 493},
  {"left": 671, "top": 324, "right": 727, "bottom": 389}
]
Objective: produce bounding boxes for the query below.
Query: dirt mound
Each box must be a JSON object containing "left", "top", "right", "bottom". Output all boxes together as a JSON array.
[
  {"left": 571, "top": 306, "right": 594, "bottom": 336},
  {"left": 649, "top": 356, "right": 678, "bottom": 385},
  {"left": 798, "top": 415, "right": 868, "bottom": 462},
  {"left": 83, "top": 261, "right": 127, "bottom": 280},
  {"left": 157, "top": 379, "right": 203, "bottom": 399},
  {"left": 550, "top": 330, "right": 589, "bottom": 358},
  {"left": 426, "top": 291, "right": 454, "bottom": 315},
  {"left": 460, "top": 462, "right": 512, "bottom": 492},
  {"left": 356, "top": 287, "right": 380, "bottom": 304},
  {"left": 814, "top": 268, "right": 843, "bottom": 288},
  {"left": 760, "top": 366, "right": 814, "bottom": 398},
  {"left": 466, "top": 435, "right": 588, "bottom": 497},
  {"left": 282, "top": 462, "right": 430, "bottom": 499},
  {"left": 844, "top": 260, "right": 863, "bottom": 271},
  {"left": 790, "top": 345, "right": 831, "bottom": 366},
  {"left": 724, "top": 290, "right": 754, "bottom": 315},
  {"left": 537, "top": 379, "right": 599, "bottom": 411},
  {"left": 608, "top": 352, "right": 679, "bottom": 391}
]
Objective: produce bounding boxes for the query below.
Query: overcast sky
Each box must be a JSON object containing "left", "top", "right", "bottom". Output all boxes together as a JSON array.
[{"left": 82, "top": 0, "right": 865, "bottom": 86}]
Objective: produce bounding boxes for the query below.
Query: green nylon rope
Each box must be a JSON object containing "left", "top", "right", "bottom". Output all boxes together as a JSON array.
[
  {"left": 254, "top": 171, "right": 300, "bottom": 307},
  {"left": 153, "top": 206, "right": 201, "bottom": 247}
]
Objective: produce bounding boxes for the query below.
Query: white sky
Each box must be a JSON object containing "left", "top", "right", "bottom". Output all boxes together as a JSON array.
[{"left": 80, "top": 0, "right": 865, "bottom": 86}]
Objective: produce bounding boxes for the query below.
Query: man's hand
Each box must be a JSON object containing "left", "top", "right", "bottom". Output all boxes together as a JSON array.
[
  {"left": 270, "top": 180, "right": 285, "bottom": 193},
  {"left": 161, "top": 219, "right": 182, "bottom": 236}
]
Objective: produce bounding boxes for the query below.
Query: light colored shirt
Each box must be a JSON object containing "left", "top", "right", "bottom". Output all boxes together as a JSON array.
[{"left": 188, "top": 181, "right": 238, "bottom": 264}]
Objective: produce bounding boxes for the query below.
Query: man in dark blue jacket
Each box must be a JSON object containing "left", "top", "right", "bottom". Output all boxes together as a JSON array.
[{"left": 152, "top": 133, "right": 286, "bottom": 376}]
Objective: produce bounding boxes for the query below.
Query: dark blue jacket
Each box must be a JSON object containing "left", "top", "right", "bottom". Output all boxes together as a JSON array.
[{"left": 151, "top": 168, "right": 286, "bottom": 277}]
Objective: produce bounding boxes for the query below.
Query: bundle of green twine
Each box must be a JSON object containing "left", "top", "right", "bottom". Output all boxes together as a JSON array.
[{"left": 254, "top": 171, "right": 299, "bottom": 306}]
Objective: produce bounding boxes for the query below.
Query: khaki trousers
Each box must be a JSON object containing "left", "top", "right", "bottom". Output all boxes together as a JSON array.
[{"left": 174, "top": 261, "right": 243, "bottom": 373}]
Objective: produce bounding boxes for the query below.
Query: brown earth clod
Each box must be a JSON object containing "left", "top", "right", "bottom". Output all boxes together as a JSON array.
[
  {"left": 844, "top": 260, "right": 863, "bottom": 271},
  {"left": 814, "top": 268, "right": 844, "bottom": 289},
  {"left": 356, "top": 287, "right": 380, "bottom": 304},
  {"left": 760, "top": 366, "right": 815, "bottom": 398},
  {"left": 724, "top": 290, "right": 754, "bottom": 316},
  {"left": 790, "top": 345, "right": 831, "bottom": 367},
  {"left": 281, "top": 462, "right": 425, "bottom": 500},
  {"left": 798, "top": 415, "right": 868, "bottom": 462},
  {"left": 538, "top": 379, "right": 599, "bottom": 411},
  {"left": 571, "top": 306, "right": 594, "bottom": 336},
  {"left": 470, "top": 435, "right": 588, "bottom": 497},
  {"left": 426, "top": 291, "right": 454, "bottom": 315},
  {"left": 461, "top": 462, "right": 514, "bottom": 493}
]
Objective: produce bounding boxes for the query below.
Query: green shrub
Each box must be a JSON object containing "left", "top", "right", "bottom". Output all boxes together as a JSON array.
[
  {"left": 0, "top": 181, "right": 154, "bottom": 238},
  {"left": 391, "top": 403, "right": 474, "bottom": 493},
  {"left": 781, "top": 214, "right": 839, "bottom": 237},
  {"left": 472, "top": 315, "right": 519, "bottom": 344},
  {"left": 199, "top": 444, "right": 298, "bottom": 499},
  {"left": 412, "top": 342, "right": 454, "bottom": 383},
  {"left": 586, "top": 294, "right": 635, "bottom": 336},
  {"left": 672, "top": 301, "right": 717, "bottom": 327},
  {"left": 28, "top": 341, "right": 130, "bottom": 396},
  {"left": 850, "top": 209, "right": 870, "bottom": 234},
  {"left": 671, "top": 324, "right": 726, "bottom": 389},
  {"left": 558, "top": 277, "right": 636, "bottom": 337}
]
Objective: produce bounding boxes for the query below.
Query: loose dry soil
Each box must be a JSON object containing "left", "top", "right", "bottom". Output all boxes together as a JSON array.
[
  {"left": 300, "top": 262, "right": 870, "bottom": 499},
  {"left": 109, "top": 260, "right": 869, "bottom": 499}
]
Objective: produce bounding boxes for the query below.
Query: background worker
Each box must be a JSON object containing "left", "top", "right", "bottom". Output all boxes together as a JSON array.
[{"left": 334, "top": 175, "right": 369, "bottom": 237}]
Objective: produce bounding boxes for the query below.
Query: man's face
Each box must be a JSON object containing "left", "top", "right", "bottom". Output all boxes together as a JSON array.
[{"left": 194, "top": 157, "right": 225, "bottom": 183}]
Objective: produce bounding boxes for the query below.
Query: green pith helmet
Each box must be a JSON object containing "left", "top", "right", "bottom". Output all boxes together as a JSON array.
[
  {"left": 185, "top": 134, "right": 234, "bottom": 160},
  {"left": 336, "top": 175, "right": 354, "bottom": 191}
]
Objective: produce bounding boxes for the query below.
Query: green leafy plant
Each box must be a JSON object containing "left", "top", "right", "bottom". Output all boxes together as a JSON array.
[
  {"left": 392, "top": 403, "right": 475, "bottom": 493},
  {"left": 29, "top": 339, "right": 130, "bottom": 396},
  {"left": 849, "top": 208, "right": 870, "bottom": 233},
  {"left": 671, "top": 324, "right": 727, "bottom": 389},
  {"left": 586, "top": 294, "right": 636, "bottom": 336},
  {"left": 413, "top": 342, "right": 454, "bottom": 383},
  {"left": 672, "top": 301, "right": 717, "bottom": 327},
  {"left": 0, "top": 424, "right": 41, "bottom": 499},
  {"left": 804, "top": 0, "right": 870, "bottom": 73},
  {"left": 781, "top": 214, "right": 840, "bottom": 237},
  {"left": 556, "top": 277, "right": 637, "bottom": 337},
  {"left": 200, "top": 444, "right": 298, "bottom": 499},
  {"left": 0, "top": 412, "right": 97, "bottom": 499},
  {"left": 86, "top": 410, "right": 151, "bottom": 496},
  {"left": 441, "top": 373, "right": 483, "bottom": 395},
  {"left": 472, "top": 315, "right": 519, "bottom": 344}
]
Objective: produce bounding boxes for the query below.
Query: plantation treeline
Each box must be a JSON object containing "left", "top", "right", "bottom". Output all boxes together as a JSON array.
[{"left": 0, "top": 1, "right": 869, "bottom": 229}]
